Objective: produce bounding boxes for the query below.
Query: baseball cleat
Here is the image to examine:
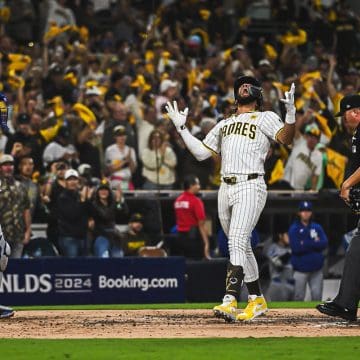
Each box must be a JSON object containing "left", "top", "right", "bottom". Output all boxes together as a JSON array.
[
  {"left": 213, "top": 294, "right": 238, "bottom": 322},
  {"left": 236, "top": 295, "right": 268, "bottom": 321},
  {"left": 316, "top": 301, "right": 357, "bottom": 322},
  {"left": 0, "top": 305, "right": 15, "bottom": 319}
]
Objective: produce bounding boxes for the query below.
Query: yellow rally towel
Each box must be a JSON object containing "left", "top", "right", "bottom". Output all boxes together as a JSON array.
[
  {"left": 40, "top": 120, "right": 63, "bottom": 143},
  {"left": 79, "top": 26, "right": 89, "bottom": 42},
  {"left": 314, "top": 112, "right": 332, "bottom": 139},
  {"left": 268, "top": 159, "right": 284, "bottom": 185},
  {"left": 272, "top": 81, "right": 288, "bottom": 93},
  {"left": 295, "top": 97, "right": 305, "bottom": 110},
  {"left": 326, "top": 148, "right": 347, "bottom": 189},
  {"left": 300, "top": 71, "right": 321, "bottom": 85},
  {"left": 331, "top": 92, "right": 343, "bottom": 117},
  {"left": 209, "top": 95, "right": 217, "bottom": 108},
  {"left": 131, "top": 74, "right": 151, "bottom": 91},
  {"left": 7, "top": 54, "right": 32, "bottom": 72},
  {"left": 279, "top": 144, "right": 290, "bottom": 162},
  {"left": 201, "top": 69, "right": 211, "bottom": 80},
  {"left": 222, "top": 48, "right": 232, "bottom": 61},
  {"left": 264, "top": 44, "right": 278, "bottom": 60},
  {"left": 72, "top": 103, "right": 97, "bottom": 129},
  {"left": 64, "top": 72, "right": 78, "bottom": 86},
  {"left": 145, "top": 50, "right": 154, "bottom": 62},
  {"left": 85, "top": 80, "right": 99, "bottom": 88},
  {"left": 187, "top": 68, "right": 198, "bottom": 92},
  {"left": 199, "top": 9, "right": 211, "bottom": 21},
  {"left": 145, "top": 63, "right": 154, "bottom": 74},
  {"left": 48, "top": 96, "right": 64, "bottom": 117},
  {"left": 7, "top": 70, "right": 25, "bottom": 89},
  {"left": 43, "top": 24, "right": 72, "bottom": 42},
  {"left": 280, "top": 29, "right": 307, "bottom": 46}
]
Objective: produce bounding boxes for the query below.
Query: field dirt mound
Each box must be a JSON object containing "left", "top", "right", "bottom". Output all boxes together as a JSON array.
[{"left": 0, "top": 309, "right": 359, "bottom": 338}]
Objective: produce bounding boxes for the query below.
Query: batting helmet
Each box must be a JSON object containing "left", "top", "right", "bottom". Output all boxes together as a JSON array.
[{"left": 233, "top": 76, "right": 263, "bottom": 107}]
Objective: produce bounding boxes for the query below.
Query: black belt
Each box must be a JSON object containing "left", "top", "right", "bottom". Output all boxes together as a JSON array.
[{"left": 222, "top": 174, "right": 260, "bottom": 185}]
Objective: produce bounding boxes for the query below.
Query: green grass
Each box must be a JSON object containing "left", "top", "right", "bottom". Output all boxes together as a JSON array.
[
  {"left": 1, "top": 338, "right": 359, "bottom": 360},
  {"left": 13, "top": 301, "right": 321, "bottom": 311}
]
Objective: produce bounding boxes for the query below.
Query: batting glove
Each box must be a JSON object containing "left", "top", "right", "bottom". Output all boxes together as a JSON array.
[
  {"left": 280, "top": 83, "right": 296, "bottom": 124},
  {"left": 165, "top": 101, "right": 189, "bottom": 131}
]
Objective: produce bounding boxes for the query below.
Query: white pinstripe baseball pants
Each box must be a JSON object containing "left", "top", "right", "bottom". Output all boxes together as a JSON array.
[{"left": 218, "top": 177, "right": 267, "bottom": 282}]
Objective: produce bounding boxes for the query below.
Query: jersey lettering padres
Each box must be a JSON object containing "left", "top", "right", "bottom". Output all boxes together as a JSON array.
[{"left": 202, "top": 111, "right": 284, "bottom": 175}]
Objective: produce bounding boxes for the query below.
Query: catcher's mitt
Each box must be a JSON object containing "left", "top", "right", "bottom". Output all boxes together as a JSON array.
[{"left": 347, "top": 188, "right": 360, "bottom": 214}]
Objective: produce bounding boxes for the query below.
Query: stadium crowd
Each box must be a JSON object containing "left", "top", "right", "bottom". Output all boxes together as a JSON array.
[{"left": 0, "top": 0, "right": 359, "bottom": 271}]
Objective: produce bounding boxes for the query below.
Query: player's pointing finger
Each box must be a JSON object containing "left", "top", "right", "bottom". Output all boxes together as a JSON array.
[
  {"left": 290, "top": 83, "right": 295, "bottom": 94},
  {"left": 173, "top": 101, "right": 178, "bottom": 113},
  {"left": 166, "top": 101, "right": 173, "bottom": 112}
]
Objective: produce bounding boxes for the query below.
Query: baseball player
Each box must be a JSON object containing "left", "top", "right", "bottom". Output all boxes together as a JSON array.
[
  {"left": 0, "top": 93, "right": 15, "bottom": 319},
  {"left": 0, "top": 225, "right": 14, "bottom": 319},
  {"left": 317, "top": 94, "right": 360, "bottom": 322},
  {"left": 166, "top": 76, "right": 296, "bottom": 321}
]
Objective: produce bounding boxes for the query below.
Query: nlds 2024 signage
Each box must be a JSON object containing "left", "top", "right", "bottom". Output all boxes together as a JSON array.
[{"left": 0, "top": 258, "right": 185, "bottom": 305}]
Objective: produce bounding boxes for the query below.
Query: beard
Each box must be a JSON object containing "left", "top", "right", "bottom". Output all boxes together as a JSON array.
[{"left": 237, "top": 94, "right": 257, "bottom": 105}]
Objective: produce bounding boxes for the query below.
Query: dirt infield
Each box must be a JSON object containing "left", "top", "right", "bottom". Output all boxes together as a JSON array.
[{"left": 0, "top": 309, "right": 359, "bottom": 338}]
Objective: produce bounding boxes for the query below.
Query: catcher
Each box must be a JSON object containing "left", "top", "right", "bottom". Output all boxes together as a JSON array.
[
  {"left": 317, "top": 94, "right": 360, "bottom": 322},
  {"left": 0, "top": 225, "right": 14, "bottom": 318},
  {"left": 0, "top": 93, "right": 14, "bottom": 319}
]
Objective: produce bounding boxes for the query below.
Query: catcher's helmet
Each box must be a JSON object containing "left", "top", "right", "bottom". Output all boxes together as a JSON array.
[{"left": 233, "top": 76, "right": 263, "bottom": 107}]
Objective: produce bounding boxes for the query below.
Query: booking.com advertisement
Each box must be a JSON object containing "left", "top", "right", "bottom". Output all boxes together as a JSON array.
[{"left": 0, "top": 258, "right": 185, "bottom": 305}]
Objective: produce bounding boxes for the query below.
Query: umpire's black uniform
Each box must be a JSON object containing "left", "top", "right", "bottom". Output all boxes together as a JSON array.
[
  {"left": 334, "top": 125, "right": 360, "bottom": 314},
  {"left": 317, "top": 94, "right": 360, "bottom": 321}
]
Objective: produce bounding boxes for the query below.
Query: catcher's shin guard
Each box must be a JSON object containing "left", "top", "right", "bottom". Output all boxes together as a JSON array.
[{"left": 0, "top": 225, "right": 11, "bottom": 272}]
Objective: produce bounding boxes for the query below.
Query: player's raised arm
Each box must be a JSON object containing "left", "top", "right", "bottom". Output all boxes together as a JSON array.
[
  {"left": 276, "top": 83, "right": 296, "bottom": 145},
  {"left": 165, "top": 101, "right": 213, "bottom": 161}
]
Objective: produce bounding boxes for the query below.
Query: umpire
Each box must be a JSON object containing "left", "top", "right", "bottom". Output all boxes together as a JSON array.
[{"left": 317, "top": 94, "right": 360, "bottom": 322}]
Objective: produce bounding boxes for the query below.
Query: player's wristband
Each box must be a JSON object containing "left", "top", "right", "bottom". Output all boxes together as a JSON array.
[{"left": 285, "top": 109, "right": 296, "bottom": 124}]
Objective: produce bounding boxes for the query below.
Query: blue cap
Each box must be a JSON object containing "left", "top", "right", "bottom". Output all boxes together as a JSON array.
[{"left": 298, "top": 201, "right": 313, "bottom": 211}]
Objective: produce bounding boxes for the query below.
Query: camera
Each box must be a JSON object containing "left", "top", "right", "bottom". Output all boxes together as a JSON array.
[
  {"left": 78, "top": 163, "right": 99, "bottom": 187},
  {"left": 56, "top": 163, "right": 67, "bottom": 171}
]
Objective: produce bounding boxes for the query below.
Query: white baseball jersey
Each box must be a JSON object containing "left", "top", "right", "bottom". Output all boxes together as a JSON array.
[
  {"left": 283, "top": 137, "right": 323, "bottom": 189},
  {"left": 202, "top": 111, "right": 284, "bottom": 175},
  {"left": 203, "top": 110, "right": 285, "bottom": 282}
]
